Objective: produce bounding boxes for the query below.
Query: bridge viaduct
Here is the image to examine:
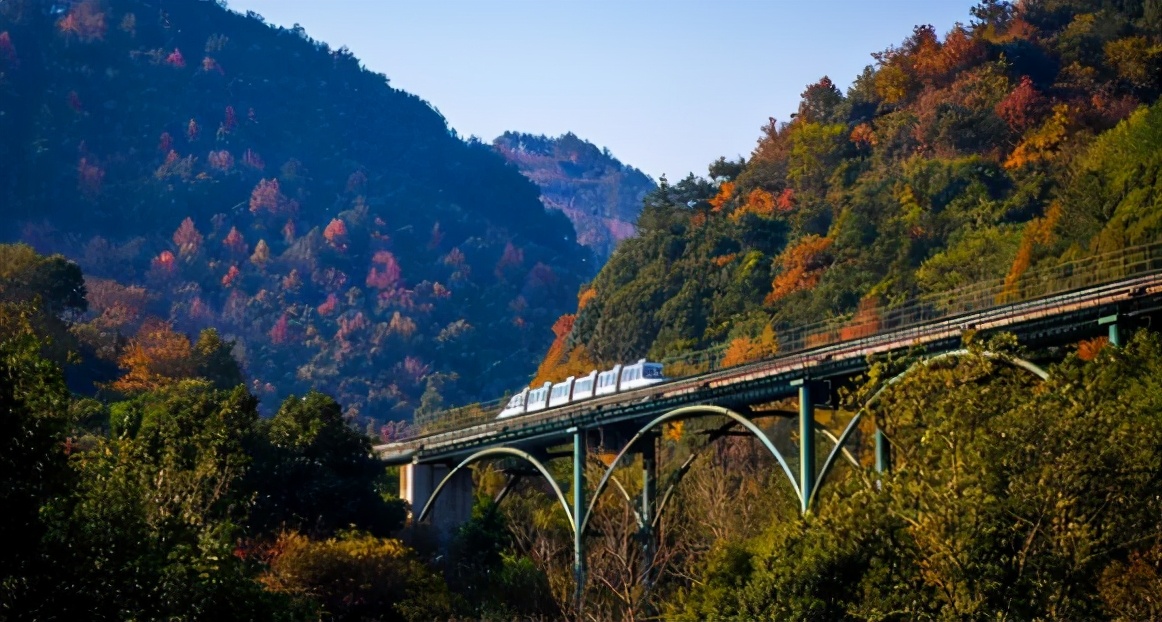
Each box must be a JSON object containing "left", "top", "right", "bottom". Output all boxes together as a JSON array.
[{"left": 374, "top": 244, "right": 1162, "bottom": 608}]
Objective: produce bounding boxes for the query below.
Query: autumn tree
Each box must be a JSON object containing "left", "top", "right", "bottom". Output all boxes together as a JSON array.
[{"left": 112, "top": 318, "right": 196, "bottom": 393}]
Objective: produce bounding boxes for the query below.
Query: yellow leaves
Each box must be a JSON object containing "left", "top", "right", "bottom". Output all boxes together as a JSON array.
[
  {"left": 850, "top": 123, "right": 877, "bottom": 147},
  {"left": 1105, "top": 36, "right": 1162, "bottom": 89},
  {"left": 765, "top": 235, "right": 833, "bottom": 305},
  {"left": 112, "top": 318, "right": 195, "bottom": 393},
  {"left": 1004, "top": 104, "right": 1073, "bottom": 170},
  {"left": 874, "top": 64, "right": 912, "bottom": 105}
]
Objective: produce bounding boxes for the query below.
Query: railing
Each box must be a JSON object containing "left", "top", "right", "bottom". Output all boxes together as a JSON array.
[{"left": 403, "top": 242, "right": 1162, "bottom": 440}]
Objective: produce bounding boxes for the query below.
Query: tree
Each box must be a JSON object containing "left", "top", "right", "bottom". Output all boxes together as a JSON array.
[
  {"left": 246, "top": 392, "right": 406, "bottom": 537},
  {"left": 112, "top": 318, "right": 196, "bottom": 393}
]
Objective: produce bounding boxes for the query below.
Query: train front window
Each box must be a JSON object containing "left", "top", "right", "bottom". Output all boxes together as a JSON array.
[{"left": 644, "top": 365, "right": 663, "bottom": 379}]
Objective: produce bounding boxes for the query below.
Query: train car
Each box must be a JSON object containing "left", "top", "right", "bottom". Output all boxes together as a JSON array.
[
  {"left": 548, "top": 376, "right": 576, "bottom": 407},
  {"left": 496, "top": 360, "right": 667, "bottom": 419}
]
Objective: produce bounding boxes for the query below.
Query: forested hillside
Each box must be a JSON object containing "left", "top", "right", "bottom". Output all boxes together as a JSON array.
[
  {"left": 536, "top": 0, "right": 1162, "bottom": 379},
  {"left": 0, "top": 0, "right": 592, "bottom": 423},
  {"left": 493, "top": 132, "right": 655, "bottom": 261}
]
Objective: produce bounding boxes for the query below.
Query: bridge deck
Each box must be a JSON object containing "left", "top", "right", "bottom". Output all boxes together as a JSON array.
[{"left": 375, "top": 272, "right": 1162, "bottom": 466}]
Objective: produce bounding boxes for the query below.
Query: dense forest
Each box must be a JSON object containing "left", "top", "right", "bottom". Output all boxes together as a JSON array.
[
  {"left": 5, "top": 0, "right": 1162, "bottom": 620},
  {"left": 534, "top": 0, "right": 1162, "bottom": 380},
  {"left": 493, "top": 132, "right": 655, "bottom": 262},
  {"left": 0, "top": 0, "right": 593, "bottom": 426}
]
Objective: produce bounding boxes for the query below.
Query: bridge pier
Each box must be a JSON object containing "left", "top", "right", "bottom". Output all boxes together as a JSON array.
[
  {"left": 1099, "top": 313, "right": 1123, "bottom": 347},
  {"left": 400, "top": 463, "right": 473, "bottom": 537},
  {"left": 794, "top": 379, "right": 815, "bottom": 514},
  {"left": 639, "top": 435, "right": 657, "bottom": 592},
  {"left": 572, "top": 428, "right": 586, "bottom": 616},
  {"left": 875, "top": 429, "right": 890, "bottom": 474}
]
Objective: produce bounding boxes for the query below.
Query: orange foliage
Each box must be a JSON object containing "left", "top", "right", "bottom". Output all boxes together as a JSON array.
[
  {"left": 1004, "top": 104, "right": 1073, "bottom": 170},
  {"left": 249, "top": 179, "right": 290, "bottom": 215},
  {"left": 250, "top": 239, "right": 271, "bottom": 267},
  {"left": 1003, "top": 202, "right": 1062, "bottom": 299},
  {"left": 663, "top": 421, "right": 685, "bottom": 443},
  {"left": 713, "top": 253, "right": 738, "bottom": 267},
  {"left": 708, "top": 181, "right": 735, "bottom": 213},
  {"left": 721, "top": 324, "right": 779, "bottom": 368},
  {"left": 850, "top": 123, "right": 876, "bottom": 147},
  {"left": 85, "top": 278, "right": 149, "bottom": 332},
  {"left": 730, "top": 189, "right": 776, "bottom": 222},
  {"left": 366, "top": 251, "right": 400, "bottom": 290},
  {"left": 532, "top": 314, "right": 581, "bottom": 384},
  {"left": 150, "top": 250, "right": 176, "bottom": 278},
  {"left": 839, "top": 297, "right": 882, "bottom": 340},
  {"left": 577, "top": 287, "right": 597, "bottom": 311},
  {"left": 113, "top": 319, "right": 195, "bottom": 393},
  {"left": 317, "top": 293, "right": 339, "bottom": 316},
  {"left": 57, "top": 1, "right": 106, "bottom": 42},
  {"left": 765, "top": 235, "right": 833, "bottom": 305},
  {"left": 1078, "top": 337, "right": 1109, "bottom": 361},
  {"left": 323, "top": 218, "right": 348, "bottom": 250}
]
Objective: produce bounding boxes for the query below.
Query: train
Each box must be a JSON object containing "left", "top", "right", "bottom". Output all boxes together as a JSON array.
[{"left": 497, "top": 359, "right": 667, "bottom": 418}]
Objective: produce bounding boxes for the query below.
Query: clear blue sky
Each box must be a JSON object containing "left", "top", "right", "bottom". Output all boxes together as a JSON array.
[{"left": 227, "top": 0, "right": 977, "bottom": 181}]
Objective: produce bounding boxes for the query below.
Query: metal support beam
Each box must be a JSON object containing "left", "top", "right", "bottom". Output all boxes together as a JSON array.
[
  {"left": 875, "top": 428, "right": 890, "bottom": 474},
  {"left": 794, "top": 379, "right": 815, "bottom": 514},
  {"left": 572, "top": 428, "right": 586, "bottom": 614},
  {"left": 639, "top": 436, "right": 657, "bottom": 592},
  {"left": 1099, "top": 313, "right": 1122, "bottom": 347}
]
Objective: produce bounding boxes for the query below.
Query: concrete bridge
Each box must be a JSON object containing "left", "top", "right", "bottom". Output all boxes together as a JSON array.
[{"left": 374, "top": 243, "right": 1162, "bottom": 607}]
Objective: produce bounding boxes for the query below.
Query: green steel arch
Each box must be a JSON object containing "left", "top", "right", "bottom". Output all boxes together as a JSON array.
[
  {"left": 416, "top": 446, "right": 574, "bottom": 531},
  {"left": 579, "top": 404, "right": 799, "bottom": 537},
  {"left": 807, "top": 349, "right": 1050, "bottom": 509}
]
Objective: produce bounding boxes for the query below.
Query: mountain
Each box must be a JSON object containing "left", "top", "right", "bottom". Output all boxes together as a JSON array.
[
  {"left": 534, "top": 0, "right": 1162, "bottom": 378},
  {"left": 0, "top": 0, "right": 594, "bottom": 422},
  {"left": 493, "top": 132, "right": 655, "bottom": 261}
]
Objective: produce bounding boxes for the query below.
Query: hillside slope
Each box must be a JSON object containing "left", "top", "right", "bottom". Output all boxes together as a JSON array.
[
  {"left": 0, "top": 0, "right": 593, "bottom": 420},
  {"left": 493, "top": 132, "right": 655, "bottom": 261},
  {"left": 536, "top": 0, "right": 1162, "bottom": 377}
]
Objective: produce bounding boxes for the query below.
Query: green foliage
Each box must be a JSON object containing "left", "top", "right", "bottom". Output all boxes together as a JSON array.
[{"left": 247, "top": 391, "right": 407, "bottom": 537}]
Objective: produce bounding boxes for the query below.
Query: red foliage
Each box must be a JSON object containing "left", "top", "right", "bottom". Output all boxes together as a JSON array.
[
  {"left": 323, "top": 218, "right": 349, "bottom": 250},
  {"left": 151, "top": 250, "right": 176, "bottom": 276},
  {"left": 495, "top": 242, "right": 524, "bottom": 278},
  {"left": 996, "top": 76, "right": 1048, "bottom": 134},
  {"left": 0, "top": 32, "right": 18, "bottom": 67},
  {"left": 366, "top": 251, "right": 401, "bottom": 290},
  {"left": 281, "top": 269, "right": 302, "bottom": 292},
  {"left": 201, "top": 56, "right": 223, "bottom": 74},
  {"left": 269, "top": 314, "right": 289, "bottom": 345},
  {"left": 208, "top": 149, "right": 234, "bottom": 171},
  {"left": 187, "top": 118, "right": 199, "bottom": 142},
  {"left": 221, "top": 265, "right": 241, "bottom": 288},
  {"left": 443, "top": 247, "right": 466, "bottom": 267},
  {"left": 242, "top": 149, "right": 265, "bottom": 170},
  {"left": 188, "top": 296, "right": 210, "bottom": 322},
  {"left": 223, "top": 105, "right": 237, "bottom": 131},
  {"left": 172, "top": 217, "right": 203, "bottom": 257},
  {"left": 77, "top": 157, "right": 104, "bottom": 197},
  {"left": 776, "top": 188, "right": 795, "bottom": 212},
  {"left": 165, "top": 48, "right": 185, "bottom": 68},
  {"left": 317, "top": 293, "right": 339, "bottom": 316},
  {"left": 222, "top": 226, "right": 248, "bottom": 257},
  {"left": 282, "top": 219, "right": 296, "bottom": 244},
  {"left": 158, "top": 132, "right": 173, "bottom": 153}
]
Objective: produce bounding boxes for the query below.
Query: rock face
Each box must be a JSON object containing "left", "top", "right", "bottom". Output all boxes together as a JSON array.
[{"left": 493, "top": 132, "right": 656, "bottom": 261}]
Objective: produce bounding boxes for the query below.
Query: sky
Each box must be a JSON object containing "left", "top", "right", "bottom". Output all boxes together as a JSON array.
[{"left": 227, "top": 0, "right": 978, "bottom": 182}]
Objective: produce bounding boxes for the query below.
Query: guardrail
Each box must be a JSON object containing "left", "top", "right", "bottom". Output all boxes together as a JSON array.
[{"left": 403, "top": 242, "right": 1162, "bottom": 440}]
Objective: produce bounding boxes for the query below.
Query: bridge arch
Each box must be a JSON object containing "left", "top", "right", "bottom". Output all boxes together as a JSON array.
[
  {"left": 808, "top": 349, "right": 1050, "bottom": 509},
  {"left": 579, "top": 404, "right": 799, "bottom": 537},
  {"left": 417, "top": 447, "right": 574, "bottom": 531}
]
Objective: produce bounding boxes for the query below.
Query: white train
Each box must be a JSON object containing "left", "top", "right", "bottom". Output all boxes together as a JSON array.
[{"left": 498, "top": 359, "right": 667, "bottom": 418}]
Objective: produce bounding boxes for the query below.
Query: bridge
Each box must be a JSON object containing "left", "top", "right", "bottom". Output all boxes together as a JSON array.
[{"left": 374, "top": 243, "right": 1162, "bottom": 606}]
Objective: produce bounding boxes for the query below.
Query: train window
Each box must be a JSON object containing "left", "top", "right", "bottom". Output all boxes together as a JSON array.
[{"left": 644, "top": 365, "right": 663, "bottom": 379}]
